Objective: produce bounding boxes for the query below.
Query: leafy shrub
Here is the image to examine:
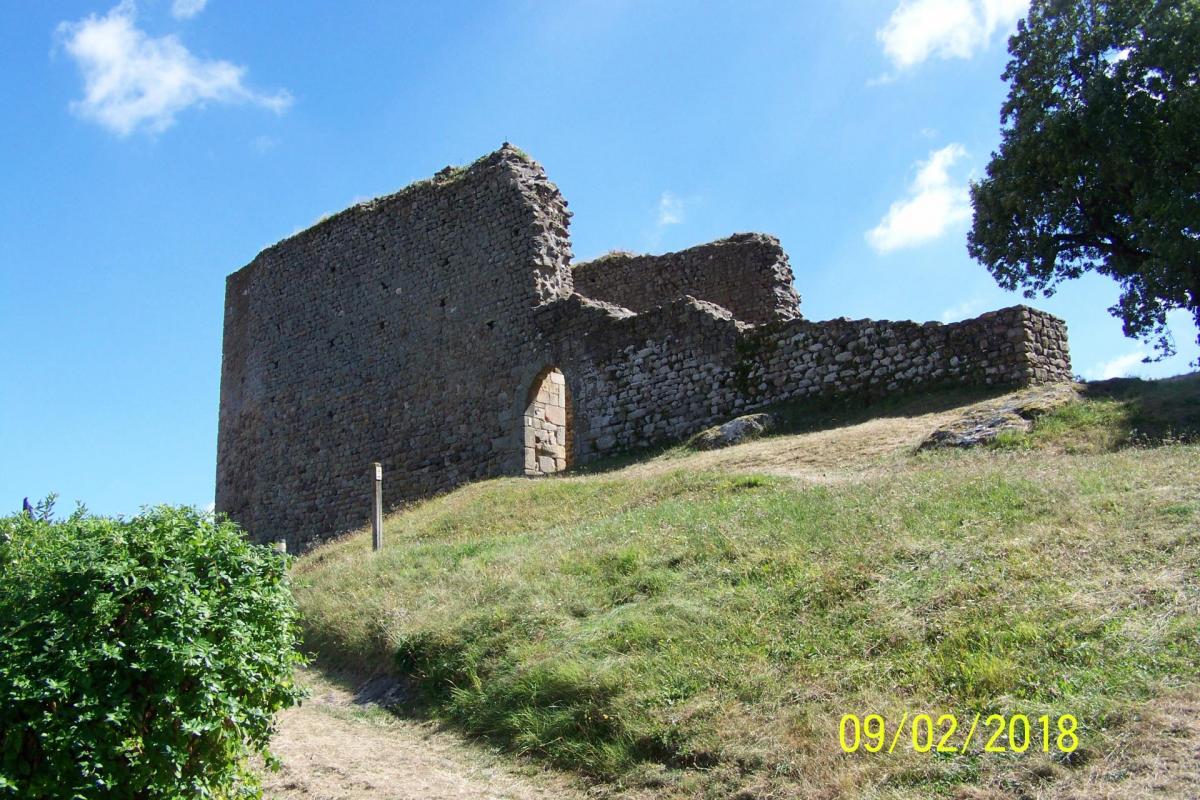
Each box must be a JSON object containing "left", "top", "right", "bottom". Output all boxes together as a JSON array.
[{"left": 0, "top": 504, "right": 306, "bottom": 799}]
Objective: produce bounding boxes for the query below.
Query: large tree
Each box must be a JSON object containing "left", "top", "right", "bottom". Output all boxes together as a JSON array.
[{"left": 968, "top": 0, "right": 1199, "bottom": 359}]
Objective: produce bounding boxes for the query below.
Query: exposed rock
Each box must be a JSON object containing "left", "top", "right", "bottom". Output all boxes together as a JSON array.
[
  {"left": 920, "top": 384, "right": 1079, "bottom": 449},
  {"left": 921, "top": 412, "right": 1032, "bottom": 449},
  {"left": 688, "top": 413, "right": 777, "bottom": 450}
]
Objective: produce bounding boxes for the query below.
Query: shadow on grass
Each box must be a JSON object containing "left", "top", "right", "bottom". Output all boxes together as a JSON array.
[
  {"left": 299, "top": 653, "right": 440, "bottom": 722},
  {"left": 1079, "top": 372, "right": 1200, "bottom": 446},
  {"left": 982, "top": 371, "right": 1200, "bottom": 453},
  {"left": 572, "top": 383, "right": 1016, "bottom": 476}
]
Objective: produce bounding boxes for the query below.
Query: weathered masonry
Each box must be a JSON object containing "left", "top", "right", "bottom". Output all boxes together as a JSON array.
[{"left": 217, "top": 145, "right": 1072, "bottom": 552}]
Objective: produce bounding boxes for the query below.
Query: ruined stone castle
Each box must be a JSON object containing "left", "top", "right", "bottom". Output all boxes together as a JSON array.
[{"left": 216, "top": 145, "right": 1072, "bottom": 552}]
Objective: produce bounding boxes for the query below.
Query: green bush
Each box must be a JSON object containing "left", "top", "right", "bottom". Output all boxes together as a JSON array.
[{"left": 0, "top": 503, "right": 306, "bottom": 799}]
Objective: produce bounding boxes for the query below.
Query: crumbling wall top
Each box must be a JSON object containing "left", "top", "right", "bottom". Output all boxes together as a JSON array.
[
  {"left": 571, "top": 232, "right": 801, "bottom": 326},
  {"left": 229, "top": 143, "right": 573, "bottom": 307}
]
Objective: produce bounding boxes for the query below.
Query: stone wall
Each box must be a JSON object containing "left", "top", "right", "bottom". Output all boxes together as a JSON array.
[
  {"left": 217, "top": 145, "right": 575, "bottom": 552},
  {"left": 217, "top": 144, "right": 1072, "bottom": 553},
  {"left": 572, "top": 233, "right": 801, "bottom": 325},
  {"left": 536, "top": 300, "right": 1071, "bottom": 461}
]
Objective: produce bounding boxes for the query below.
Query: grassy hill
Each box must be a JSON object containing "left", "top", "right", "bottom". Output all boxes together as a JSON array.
[{"left": 291, "top": 375, "right": 1200, "bottom": 799}]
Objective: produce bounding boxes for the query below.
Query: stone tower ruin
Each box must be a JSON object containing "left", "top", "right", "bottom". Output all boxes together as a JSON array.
[{"left": 216, "top": 144, "right": 1071, "bottom": 552}]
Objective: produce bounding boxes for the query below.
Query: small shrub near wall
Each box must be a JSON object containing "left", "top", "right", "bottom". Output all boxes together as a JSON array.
[{"left": 0, "top": 503, "right": 306, "bottom": 799}]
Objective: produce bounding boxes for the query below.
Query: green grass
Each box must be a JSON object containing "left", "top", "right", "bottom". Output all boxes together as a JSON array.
[
  {"left": 993, "top": 372, "right": 1200, "bottom": 452},
  {"left": 293, "top": 377, "right": 1200, "bottom": 799}
]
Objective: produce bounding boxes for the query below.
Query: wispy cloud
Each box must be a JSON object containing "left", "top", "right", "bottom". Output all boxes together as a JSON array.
[
  {"left": 58, "top": 1, "right": 291, "bottom": 136},
  {"left": 867, "top": 143, "right": 971, "bottom": 253},
  {"left": 939, "top": 297, "right": 983, "bottom": 323},
  {"left": 877, "top": 0, "right": 1027, "bottom": 71},
  {"left": 251, "top": 134, "right": 278, "bottom": 153},
  {"left": 170, "top": 0, "right": 208, "bottom": 20},
  {"left": 656, "top": 191, "right": 686, "bottom": 228},
  {"left": 1085, "top": 351, "right": 1147, "bottom": 380}
]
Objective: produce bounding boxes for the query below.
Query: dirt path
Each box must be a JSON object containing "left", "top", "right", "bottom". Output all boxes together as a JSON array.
[{"left": 261, "top": 674, "right": 586, "bottom": 800}]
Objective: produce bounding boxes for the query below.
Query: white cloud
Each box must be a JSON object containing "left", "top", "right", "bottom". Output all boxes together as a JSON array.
[
  {"left": 878, "top": 0, "right": 1027, "bottom": 70},
  {"left": 1085, "top": 351, "right": 1147, "bottom": 380},
  {"left": 252, "top": 134, "right": 278, "bottom": 153},
  {"left": 867, "top": 143, "right": 972, "bottom": 253},
  {"left": 940, "top": 297, "right": 983, "bottom": 323},
  {"left": 58, "top": 2, "right": 291, "bottom": 136},
  {"left": 171, "top": 0, "right": 207, "bottom": 19},
  {"left": 656, "top": 191, "right": 685, "bottom": 227}
]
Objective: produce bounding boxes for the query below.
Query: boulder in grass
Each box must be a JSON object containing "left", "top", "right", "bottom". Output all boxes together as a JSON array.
[
  {"left": 920, "top": 412, "right": 1031, "bottom": 449},
  {"left": 688, "top": 413, "right": 777, "bottom": 450},
  {"left": 919, "top": 383, "right": 1079, "bottom": 449}
]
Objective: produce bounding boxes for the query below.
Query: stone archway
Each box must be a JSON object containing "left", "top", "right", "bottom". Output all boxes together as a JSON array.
[{"left": 523, "top": 367, "right": 572, "bottom": 476}]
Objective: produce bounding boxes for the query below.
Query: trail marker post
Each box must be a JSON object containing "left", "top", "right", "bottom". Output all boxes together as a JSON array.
[{"left": 372, "top": 462, "right": 383, "bottom": 552}]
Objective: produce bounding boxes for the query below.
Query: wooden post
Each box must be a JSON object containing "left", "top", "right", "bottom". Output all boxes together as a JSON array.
[{"left": 372, "top": 462, "right": 383, "bottom": 552}]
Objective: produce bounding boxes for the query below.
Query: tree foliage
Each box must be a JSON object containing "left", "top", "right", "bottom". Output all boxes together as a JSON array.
[
  {"left": 0, "top": 504, "right": 306, "bottom": 799},
  {"left": 968, "top": 0, "right": 1200, "bottom": 358}
]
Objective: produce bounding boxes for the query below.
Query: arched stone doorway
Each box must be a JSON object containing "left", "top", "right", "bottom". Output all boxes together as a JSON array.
[{"left": 523, "top": 367, "right": 572, "bottom": 476}]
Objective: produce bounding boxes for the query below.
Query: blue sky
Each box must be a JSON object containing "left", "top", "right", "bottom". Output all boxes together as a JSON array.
[{"left": 2, "top": 0, "right": 1196, "bottom": 517}]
